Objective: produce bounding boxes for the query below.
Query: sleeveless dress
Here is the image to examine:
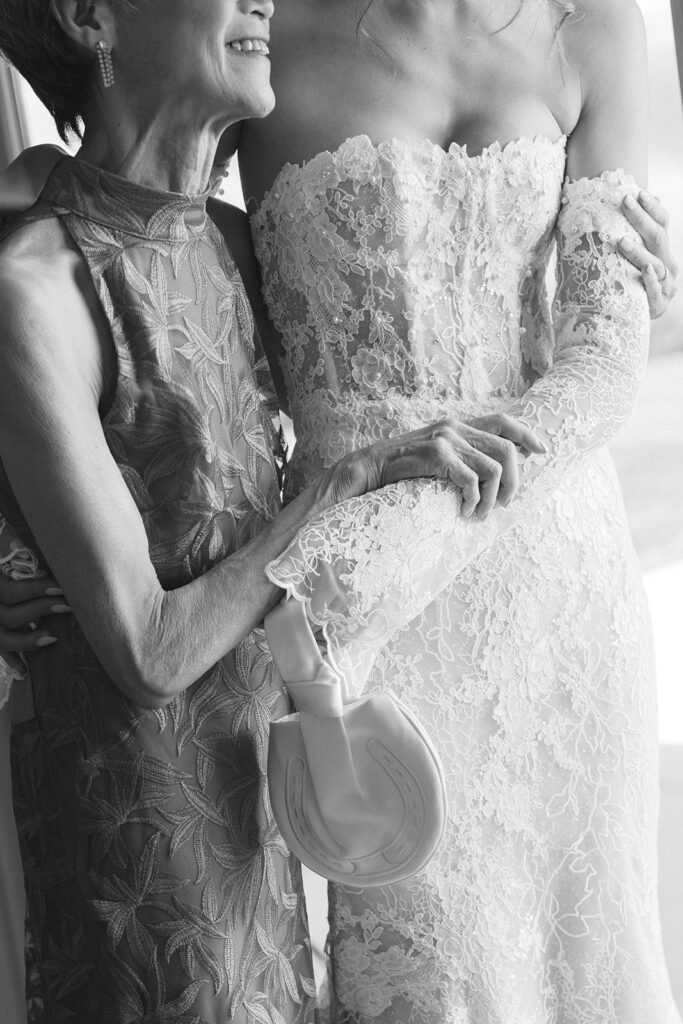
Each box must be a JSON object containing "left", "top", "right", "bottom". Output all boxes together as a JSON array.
[
  {"left": 1, "top": 159, "right": 317, "bottom": 1024},
  {"left": 250, "top": 136, "right": 681, "bottom": 1023}
]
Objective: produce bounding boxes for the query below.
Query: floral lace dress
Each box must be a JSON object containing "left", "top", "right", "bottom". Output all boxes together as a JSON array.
[
  {"left": 250, "top": 135, "right": 681, "bottom": 1023},
  {"left": 1, "top": 159, "right": 316, "bottom": 1024}
]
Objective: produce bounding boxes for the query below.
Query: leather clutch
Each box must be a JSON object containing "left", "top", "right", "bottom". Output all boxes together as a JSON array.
[{"left": 265, "top": 598, "right": 447, "bottom": 887}]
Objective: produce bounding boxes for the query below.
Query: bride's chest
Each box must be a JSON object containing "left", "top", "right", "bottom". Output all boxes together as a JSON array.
[
  {"left": 240, "top": 0, "right": 579, "bottom": 204},
  {"left": 253, "top": 136, "right": 566, "bottom": 270}
]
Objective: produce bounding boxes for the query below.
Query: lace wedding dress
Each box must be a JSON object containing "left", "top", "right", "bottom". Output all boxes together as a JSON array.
[{"left": 250, "top": 135, "right": 681, "bottom": 1023}]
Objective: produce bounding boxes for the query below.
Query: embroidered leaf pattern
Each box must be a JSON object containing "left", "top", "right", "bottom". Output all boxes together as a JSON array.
[{"left": 5, "top": 158, "right": 315, "bottom": 1023}]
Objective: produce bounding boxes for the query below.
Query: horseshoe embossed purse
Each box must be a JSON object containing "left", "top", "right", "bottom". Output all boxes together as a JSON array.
[{"left": 265, "top": 599, "right": 447, "bottom": 887}]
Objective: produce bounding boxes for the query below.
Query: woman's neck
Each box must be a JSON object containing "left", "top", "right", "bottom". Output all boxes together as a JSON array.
[{"left": 78, "top": 95, "right": 229, "bottom": 194}]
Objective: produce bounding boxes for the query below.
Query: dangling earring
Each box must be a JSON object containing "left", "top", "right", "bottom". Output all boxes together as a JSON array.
[{"left": 95, "top": 40, "right": 115, "bottom": 88}]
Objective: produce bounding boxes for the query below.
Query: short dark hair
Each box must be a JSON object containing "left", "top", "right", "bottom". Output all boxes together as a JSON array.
[
  {"left": 0, "top": 0, "right": 136, "bottom": 143},
  {"left": 0, "top": 1, "right": 93, "bottom": 141}
]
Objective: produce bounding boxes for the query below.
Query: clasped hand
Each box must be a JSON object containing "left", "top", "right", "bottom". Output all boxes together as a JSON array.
[
  {"left": 0, "top": 414, "right": 542, "bottom": 663},
  {"left": 321, "top": 413, "right": 545, "bottom": 519}
]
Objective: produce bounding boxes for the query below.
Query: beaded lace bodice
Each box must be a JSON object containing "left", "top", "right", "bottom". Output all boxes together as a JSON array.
[
  {"left": 253, "top": 135, "right": 568, "bottom": 485},
  {"left": 251, "top": 135, "right": 650, "bottom": 683},
  {"left": 249, "top": 137, "right": 679, "bottom": 1023}
]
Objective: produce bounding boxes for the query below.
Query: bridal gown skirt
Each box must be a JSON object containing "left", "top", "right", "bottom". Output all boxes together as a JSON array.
[{"left": 322, "top": 452, "right": 676, "bottom": 1024}]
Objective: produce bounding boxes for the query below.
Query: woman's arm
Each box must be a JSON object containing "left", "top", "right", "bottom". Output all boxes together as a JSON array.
[
  {"left": 0, "top": 254, "right": 321, "bottom": 707},
  {"left": 492, "top": 0, "right": 649, "bottom": 454}
]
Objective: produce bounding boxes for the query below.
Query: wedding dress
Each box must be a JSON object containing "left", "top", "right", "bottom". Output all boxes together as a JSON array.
[{"left": 250, "top": 135, "right": 681, "bottom": 1023}]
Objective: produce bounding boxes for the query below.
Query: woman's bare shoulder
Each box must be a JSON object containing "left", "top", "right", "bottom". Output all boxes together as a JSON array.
[
  {"left": 561, "top": 0, "right": 648, "bottom": 182},
  {"left": 0, "top": 216, "right": 77, "bottom": 309},
  {"left": 562, "top": 0, "right": 646, "bottom": 73},
  {"left": 0, "top": 217, "right": 110, "bottom": 393}
]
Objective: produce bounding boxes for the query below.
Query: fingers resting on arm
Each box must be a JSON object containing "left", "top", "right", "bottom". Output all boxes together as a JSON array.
[
  {"left": 0, "top": 574, "right": 69, "bottom": 653},
  {"left": 355, "top": 416, "right": 545, "bottom": 520},
  {"left": 619, "top": 190, "right": 679, "bottom": 318}
]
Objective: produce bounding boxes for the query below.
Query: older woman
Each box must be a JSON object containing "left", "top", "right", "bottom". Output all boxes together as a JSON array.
[{"left": 0, "top": 1, "right": 542, "bottom": 1021}]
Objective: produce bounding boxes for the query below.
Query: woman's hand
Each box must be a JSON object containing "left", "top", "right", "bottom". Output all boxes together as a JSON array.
[
  {"left": 0, "top": 575, "right": 67, "bottom": 676},
  {"left": 619, "top": 190, "right": 679, "bottom": 318},
  {"left": 319, "top": 416, "right": 546, "bottom": 519}
]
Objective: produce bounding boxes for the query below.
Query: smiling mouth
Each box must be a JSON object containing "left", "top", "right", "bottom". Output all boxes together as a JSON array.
[{"left": 228, "top": 39, "right": 270, "bottom": 55}]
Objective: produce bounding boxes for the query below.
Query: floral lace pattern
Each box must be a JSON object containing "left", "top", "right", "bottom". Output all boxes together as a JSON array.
[
  {"left": 0, "top": 520, "right": 42, "bottom": 707},
  {"left": 1, "top": 159, "right": 315, "bottom": 1024},
  {"left": 250, "top": 136, "right": 680, "bottom": 1022}
]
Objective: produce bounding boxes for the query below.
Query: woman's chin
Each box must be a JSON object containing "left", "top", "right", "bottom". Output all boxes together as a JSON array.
[{"left": 239, "top": 86, "right": 276, "bottom": 122}]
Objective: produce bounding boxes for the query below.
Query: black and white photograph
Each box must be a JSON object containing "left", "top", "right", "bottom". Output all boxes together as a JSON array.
[{"left": 0, "top": 1, "right": 681, "bottom": 1021}]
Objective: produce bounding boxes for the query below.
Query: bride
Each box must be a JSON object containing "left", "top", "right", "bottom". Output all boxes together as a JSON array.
[{"left": 225, "top": 1, "right": 680, "bottom": 1021}]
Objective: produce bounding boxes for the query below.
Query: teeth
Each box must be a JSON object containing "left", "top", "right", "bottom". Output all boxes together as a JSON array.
[{"left": 229, "top": 39, "right": 269, "bottom": 54}]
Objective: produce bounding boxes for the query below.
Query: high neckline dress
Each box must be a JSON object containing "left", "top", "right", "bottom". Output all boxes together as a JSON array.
[
  {"left": 1, "top": 158, "right": 316, "bottom": 1024},
  {"left": 249, "top": 135, "right": 681, "bottom": 1023}
]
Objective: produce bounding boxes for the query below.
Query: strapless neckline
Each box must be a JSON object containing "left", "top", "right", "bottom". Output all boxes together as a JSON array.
[{"left": 257, "top": 133, "right": 567, "bottom": 209}]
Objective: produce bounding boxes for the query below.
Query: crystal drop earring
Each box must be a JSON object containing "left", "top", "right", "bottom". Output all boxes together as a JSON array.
[{"left": 95, "top": 40, "right": 115, "bottom": 88}]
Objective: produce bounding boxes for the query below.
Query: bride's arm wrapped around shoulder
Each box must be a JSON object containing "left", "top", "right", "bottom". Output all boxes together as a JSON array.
[{"left": 266, "top": 0, "right": 654, "bottom": 689}]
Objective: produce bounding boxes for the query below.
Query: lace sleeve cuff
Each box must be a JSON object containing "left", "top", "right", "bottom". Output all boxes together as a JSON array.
[
  {"left": 558, "top": 170, "right": 641, "bottom": 254},
  {"left": 266, "top": 478, "right": 502, "bottom": 696}
]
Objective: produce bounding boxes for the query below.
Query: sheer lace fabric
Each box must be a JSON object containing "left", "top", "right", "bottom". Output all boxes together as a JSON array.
[{"left": 250, "top": 135, "right": 680, "bottom": 1022}]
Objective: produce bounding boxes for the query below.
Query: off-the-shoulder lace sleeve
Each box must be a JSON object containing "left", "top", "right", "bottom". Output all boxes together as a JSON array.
[
  {"left": 505, "top": 170, "right": 649, "bottom": 462},
  {"left": 266, "top": 172, "right": 649, "bottom": 693}
]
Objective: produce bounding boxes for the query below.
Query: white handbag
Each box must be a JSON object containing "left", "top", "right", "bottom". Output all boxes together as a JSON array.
[{"left": 265, "top": 598, "right": 447, "bottom": 887}]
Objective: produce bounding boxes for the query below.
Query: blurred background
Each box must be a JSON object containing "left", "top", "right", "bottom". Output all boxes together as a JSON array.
[
  {"left": 1, "top": 0, "right": 682, "bottom": 1010},
  {"left": 610, "top": 0, "right": 683, "bottom": 1009}
]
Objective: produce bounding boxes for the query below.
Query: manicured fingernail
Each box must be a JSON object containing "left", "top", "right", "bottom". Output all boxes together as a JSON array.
[
  {"left": 45, "top": 587, "right": 64, "bottom": 596},
  {"left": 620, "top": 237, "right": 634, "bottom": 251},
  {"left": 36, "top": 636, "right": 58, "bottom": 647},
  {"left": 50, "top": 603, "right": 71, "bottom": 613},
  {"left": 623, "top": 195, "right": 637, "bottom": 210},
  {"left": 640, "top": 190, "right": 652, "bottom": 203},
  {"left": 27, "top": 621, "right": 37, "bottom": 631}
]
